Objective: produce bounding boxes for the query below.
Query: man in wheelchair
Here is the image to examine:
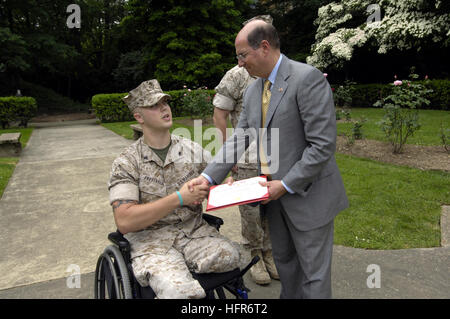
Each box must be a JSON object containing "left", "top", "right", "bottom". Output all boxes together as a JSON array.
[{"left": 108, "top": 79, "right": 240, "bottom": 299}]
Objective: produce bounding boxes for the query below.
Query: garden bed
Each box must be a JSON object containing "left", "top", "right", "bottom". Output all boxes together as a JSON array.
[
  {"left": 174, "top": 115, "right": 449, "bottom": 172},
  {"left": 336, "top": 135, "right": 449, "bottom": 172}
]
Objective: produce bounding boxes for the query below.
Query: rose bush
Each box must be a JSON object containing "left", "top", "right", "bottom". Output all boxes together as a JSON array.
[{"left": 374, "top": 68, "right": 433, "bottom": 153}]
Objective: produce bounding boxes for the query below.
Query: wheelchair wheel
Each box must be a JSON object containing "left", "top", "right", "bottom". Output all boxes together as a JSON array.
[{"left": 95, "top": 245, "right": 133, "bottom": 299}]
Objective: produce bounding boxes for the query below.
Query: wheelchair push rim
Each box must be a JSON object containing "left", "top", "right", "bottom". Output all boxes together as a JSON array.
[{"left": 94, "top": 245, "right": 133, "bottom": 299}]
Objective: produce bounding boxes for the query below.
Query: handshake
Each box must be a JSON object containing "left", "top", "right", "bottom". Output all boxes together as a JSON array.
[
  {"left": 177, "top": 175, "right": 233, "bottom": 207},
  {"left": 178, "top": 175, "right": 287, "bottom": 207}
]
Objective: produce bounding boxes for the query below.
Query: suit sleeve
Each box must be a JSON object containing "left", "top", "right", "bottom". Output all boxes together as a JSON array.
[{"left": 282, "top": 66, "right": 337, "bottom": 195}]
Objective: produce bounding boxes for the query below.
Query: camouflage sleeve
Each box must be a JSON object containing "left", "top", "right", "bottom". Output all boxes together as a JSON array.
[
  {"left": 213, "top": 67, "right": 242, "bottom": 111},
  {"left": 188, "top": 138, "right": 212, "bottom": 173},
  {"left": 108, "top": 154, "right": 140, "bottom": 205},
  {"left": 213, "top": 93, "right": 235, "bottom": 111}
]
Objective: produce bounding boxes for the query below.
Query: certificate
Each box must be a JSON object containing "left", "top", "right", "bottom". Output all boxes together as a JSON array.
[{"left": 206, "top": 176, "right": 269, "bottom": 212}]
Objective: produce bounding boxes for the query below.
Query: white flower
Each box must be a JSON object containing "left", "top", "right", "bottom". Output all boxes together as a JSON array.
[{"left": 307, "top": 0, "right": 450, "bottom": 69}]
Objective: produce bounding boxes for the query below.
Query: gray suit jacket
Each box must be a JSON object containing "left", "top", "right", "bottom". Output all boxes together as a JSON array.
[{"left": 204, "top": 55, "right": 349, "bottom": 231}]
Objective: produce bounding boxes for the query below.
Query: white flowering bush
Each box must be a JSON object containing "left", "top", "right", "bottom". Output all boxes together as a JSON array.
[{"left": 307, "top": 0, "right": 450, "bottom": 69}]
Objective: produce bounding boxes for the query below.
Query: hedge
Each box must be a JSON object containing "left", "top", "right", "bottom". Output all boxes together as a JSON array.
[
  {"left": 331, "top": 79, "right": 449, "bottom": 110},
  {"left": 92, "top": 79, "right": 449, "bottom": 122},
  {"left": 91, "top": 93, "right": 131, "bottom": 122},
  {"left": 0, "top": 96, "right": 38, "bottom": 128},
  {"left": 349, "top": 83, "right": 393, "bottom": 108},
  {"left": 423, "top": 79, "right": 450, "bottom": 110},
  {"left": 91, "top": 89, "right": 216, "bottom": 122}
]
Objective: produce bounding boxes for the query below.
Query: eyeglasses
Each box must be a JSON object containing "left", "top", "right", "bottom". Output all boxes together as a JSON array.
[
  {"left": 236, "top": 42, "right": 263, "bottom": 61},
  {"left": 236, "top": 51, "right": 250, "bottom": 61}
]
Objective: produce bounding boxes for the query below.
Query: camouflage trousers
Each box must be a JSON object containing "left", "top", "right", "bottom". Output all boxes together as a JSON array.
[
  {"left": 234, "top": 167, "right": 272, "bottom": 251},
  {"left": 131, "top": 231, "right": 240, "bottom": 299}
]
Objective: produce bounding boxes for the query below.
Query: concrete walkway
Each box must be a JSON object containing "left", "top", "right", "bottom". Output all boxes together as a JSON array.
[
  {"left": 0, "top": 120, "right": 448, "bottom": 298},
  {"left": 0, "top": 120, "right": 131, "bottom": 291}
]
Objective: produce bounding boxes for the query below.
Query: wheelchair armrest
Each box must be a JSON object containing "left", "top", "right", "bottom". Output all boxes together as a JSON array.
[
  {"left": 108, "top": 230, "right": 131, "bottom": 253},
  {"left": 202, "top": 213, "right": 224, "bottom": 230}
]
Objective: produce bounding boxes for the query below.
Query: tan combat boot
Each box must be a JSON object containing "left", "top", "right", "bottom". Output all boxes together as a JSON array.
[
  {"left": 250, "top": 249, "right": 271, "bottom": 285},
  {"left": 262, "top": 249, "right": 279, "bottom": 280}
]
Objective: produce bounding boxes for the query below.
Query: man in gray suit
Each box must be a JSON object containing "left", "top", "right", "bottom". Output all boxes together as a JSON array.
[{"left": 189, "top": 20, "right": 348, "bottom": 298}]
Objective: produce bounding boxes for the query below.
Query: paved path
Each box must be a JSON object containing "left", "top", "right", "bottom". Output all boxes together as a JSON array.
[
  {"left": 0, "top": 120, "right": 448, "bottom": 298},
  {"left": 0, "top": 120, "right": 131, "bottom": 290}
]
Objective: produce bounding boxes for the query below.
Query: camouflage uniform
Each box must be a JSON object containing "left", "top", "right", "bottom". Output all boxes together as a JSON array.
[
  {"left": 109, "top": 135, "right": 240, "bottom": 299},
  {"left": 213, "top": 65, "right": 271, "bottom": 251}
]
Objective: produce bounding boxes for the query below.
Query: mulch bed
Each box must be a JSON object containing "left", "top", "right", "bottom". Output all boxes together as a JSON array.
[{"left": 336, "top": 135, "right": 449, "bottom": 172}]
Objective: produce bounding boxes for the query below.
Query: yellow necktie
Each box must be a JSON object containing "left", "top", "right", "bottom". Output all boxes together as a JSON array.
[
  {"left": 261, "top": 80, "right": 271, "bottom": 127},
  {"left": 260, "top": 80, "right": 271, "bottom": 177}
]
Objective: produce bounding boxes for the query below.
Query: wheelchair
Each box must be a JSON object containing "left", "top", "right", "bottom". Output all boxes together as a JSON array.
[{"left": 94, "top": 213, "right": 259, "bottom": 299}]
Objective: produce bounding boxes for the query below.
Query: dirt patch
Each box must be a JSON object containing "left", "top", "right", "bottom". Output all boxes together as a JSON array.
[
  {"left": 30, "top": 112, "right": 96, "bottom": 123},
  {"left": 337, "top": 135, "right": 450, "bottom": 172}
]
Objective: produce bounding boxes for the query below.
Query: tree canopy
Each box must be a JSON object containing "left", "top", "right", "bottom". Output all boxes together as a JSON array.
[
  {"left": 0, "top": 0, "right": 448, "bottom": 108},
  {"left": 116, "top": 0, "right": 250, "bottom": 91}
]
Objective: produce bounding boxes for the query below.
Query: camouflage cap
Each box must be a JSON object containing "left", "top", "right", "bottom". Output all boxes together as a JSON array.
[{"left": 122, "top": 79, "right": 171, "bottom": 113}]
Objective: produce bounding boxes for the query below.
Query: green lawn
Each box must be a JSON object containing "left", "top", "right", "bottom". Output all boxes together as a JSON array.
[
  {"left": 337, "top": 108, "right": 450, "bottom": 146},
  {"left": 0, "top": 157, "right": 19, "bottom": 198},
  {"left": 101, "top": 121, "right": 137, "bottom": 140},
  {"left": 0, "top": 127, "right": 34, "bottom": 197},
  {"left": 101, "top": 113, "right": 450, "bottom": 249},
  {"left": 335, "top": 153, "right": 449, "bottom": 249}
]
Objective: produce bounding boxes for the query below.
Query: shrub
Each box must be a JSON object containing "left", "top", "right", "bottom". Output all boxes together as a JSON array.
[
  {"left": 374, "top": 70, "right": 433, "bottom": 153},
  {"left": 333, "top": 81, "right": 356, "bottom": 108},
  {"left": 91, "top": 93, "right": 131, "bottom": 122},
  {"left": 421, "top": 79, "right": 450, "bottom": 110},
  {"left": 180, "top": 88, "right": 214, "bottom": 118},
  {"left": 0, "top": 96, "right": 37, "bottom": 128},
  {"left": 167, "top": 89, "right": 215, "bottom": 117},
  {"left": 335, "top": 108, "right": 352, "bottom": 121},
  {"left": 351, "top": 117, "right": 367, "bottom": 140}
]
